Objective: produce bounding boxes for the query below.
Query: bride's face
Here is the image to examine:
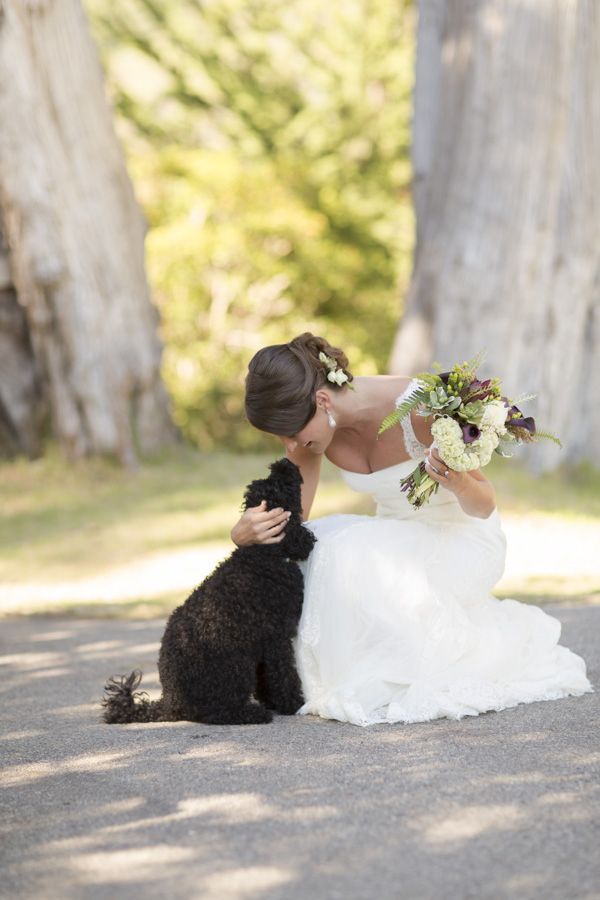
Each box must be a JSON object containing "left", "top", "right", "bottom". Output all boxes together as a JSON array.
[{"left": 280, "top": 396, "right": 334, "bottom": 456}]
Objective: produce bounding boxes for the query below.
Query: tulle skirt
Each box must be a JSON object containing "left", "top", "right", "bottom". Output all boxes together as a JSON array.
[{"left": 293, "top": 510, "right": 593, "bottom": 726}]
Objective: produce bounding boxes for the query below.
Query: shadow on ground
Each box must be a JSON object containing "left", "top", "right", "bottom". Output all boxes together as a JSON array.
[{"left": 0, "top": 607, "right": 598, "bottom": 900}]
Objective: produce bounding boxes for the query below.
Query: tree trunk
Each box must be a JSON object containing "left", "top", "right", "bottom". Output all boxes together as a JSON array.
[
  {"left": 390, "top": 0, "right": 599, "bottom": 473},
  {"left": 0, "top": 0, "right": 177, "bottom": 465},
  {"left": 0, "top": 229, "right": 43, "bottom": 458}
]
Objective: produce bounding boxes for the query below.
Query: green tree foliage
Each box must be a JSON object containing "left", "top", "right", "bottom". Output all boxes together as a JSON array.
[{"left": 85, "top": 0, "right": 414, "bottom": 450}]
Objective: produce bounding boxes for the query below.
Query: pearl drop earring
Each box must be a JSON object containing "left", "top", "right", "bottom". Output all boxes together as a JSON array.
[{"left": 327, "top": 410, "right": 337, "bottom": 428}]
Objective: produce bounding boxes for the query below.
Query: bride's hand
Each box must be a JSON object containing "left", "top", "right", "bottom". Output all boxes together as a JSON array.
[
  {"left": 231, "top": 500, "right": 292, "bottom": 547},
  {"left": 424, "top": 446, "right": 467, "bottom": 494}
]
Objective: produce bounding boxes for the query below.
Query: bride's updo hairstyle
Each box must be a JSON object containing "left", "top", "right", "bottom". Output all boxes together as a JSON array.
[{"left": 245, "top": 332, "right": 354, "bottom": 436}]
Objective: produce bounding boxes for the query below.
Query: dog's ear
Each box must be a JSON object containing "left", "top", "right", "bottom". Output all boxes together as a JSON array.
[
  {"left": 281, "top": 522, "right": 317, "bottom": 562},
  {"left": 240, "top": 457, "right": 303, "bottom": 516},
  {"left": 241, "top": 478, "right": 269, "bottom": 512},
  {"left": 268, "top": 457, "right": 303, "bottom": 486}
]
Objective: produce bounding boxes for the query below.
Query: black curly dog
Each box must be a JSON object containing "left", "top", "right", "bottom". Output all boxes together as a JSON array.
[{"left": 101, "top": 457, "right": 317, "bottom": 725}]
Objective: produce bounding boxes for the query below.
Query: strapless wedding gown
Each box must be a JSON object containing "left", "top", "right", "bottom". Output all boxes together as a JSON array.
[{"left": 292, "top": 381, "right": 593, "bottom": 727}]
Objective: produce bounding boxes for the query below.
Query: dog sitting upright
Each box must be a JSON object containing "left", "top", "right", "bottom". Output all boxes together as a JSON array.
[{"left": 101, "top": 458, "right": 317, "bottom": 725}]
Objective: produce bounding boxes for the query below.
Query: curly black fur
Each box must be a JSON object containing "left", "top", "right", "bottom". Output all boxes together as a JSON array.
[{"left": 101, "top": 458, "right": 317, "bottom": 726}]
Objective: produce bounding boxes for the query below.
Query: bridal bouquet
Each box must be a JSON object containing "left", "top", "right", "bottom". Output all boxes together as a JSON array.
[{"left": 378, "top": 350, "right": 562, "bottom": 509}]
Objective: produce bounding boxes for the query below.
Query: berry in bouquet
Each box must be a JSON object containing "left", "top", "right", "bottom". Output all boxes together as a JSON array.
[{"left": 378, "top": 350, "right": 562, "bottom": 509}]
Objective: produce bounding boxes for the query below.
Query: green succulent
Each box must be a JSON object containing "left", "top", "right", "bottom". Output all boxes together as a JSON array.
[
  {"left": 426, "top": 387, "right": 462, "bottom": 413},
  {"left": 456, "top": 400, "right": 485, "bottom": 425},
  {"left": 446, "top": 395, "right": 462, "bottom": 411}
]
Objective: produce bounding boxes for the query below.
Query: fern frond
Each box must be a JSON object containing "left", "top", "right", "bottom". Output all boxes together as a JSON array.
[
  {"left": 532, "top": 428, "right": 563, "bottom": 448},
  {"left": 378, "top": 385, "right": 429, "bottom": 435},
  {"left": 378, "top": 410, "right": 401, "bottom": 433},
  {"left": 411, "top": 372, "right": 440, "bottom": 388}
]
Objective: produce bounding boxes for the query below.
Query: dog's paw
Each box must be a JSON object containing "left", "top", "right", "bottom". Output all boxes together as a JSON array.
[
  {"left": 244, "top": 704, "right": 274, "bottom": 724},
  {"left": 273, "top": 695, "right": 305, "bottom": 716},
  {"left": 199, "top": 703, "right": 274, "bottom": 725}
]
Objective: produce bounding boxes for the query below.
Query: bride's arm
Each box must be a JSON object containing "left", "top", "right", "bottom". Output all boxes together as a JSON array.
[
  {"left": 447, "top": 468, "right": 497, "bottom": 519},
  {"left": 424, "top": 445, "right": 497, "bottom": 518}
]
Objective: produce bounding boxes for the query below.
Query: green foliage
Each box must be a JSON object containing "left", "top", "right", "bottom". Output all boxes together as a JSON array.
[
  {"left": 84, "top": 0, "right": 415, "bottom": 450},
  {"left": 532, "top": 429, "right": 563, "bottom": 448},
  {"left": 378, "top": 383, "right": 428, "bottom": 434},
  {"left": 411, "top": 372, "right": 439, "bottom": 388},
  {"left": 457, "top": 400, "right": 486, "bottom": 424}
]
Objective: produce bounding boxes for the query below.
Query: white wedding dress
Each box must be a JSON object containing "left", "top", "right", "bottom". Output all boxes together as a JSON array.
[{"left": 292, "top": 380, "right": 593, "bottom": 727}]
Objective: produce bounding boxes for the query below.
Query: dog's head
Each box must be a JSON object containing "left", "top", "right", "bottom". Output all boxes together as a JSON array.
[{"left": 241, "top": 457, "right": 317, "bottom": 561}]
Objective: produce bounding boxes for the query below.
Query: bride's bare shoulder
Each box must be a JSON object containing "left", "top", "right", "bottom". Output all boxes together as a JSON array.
[
  {"left": 371, "top": 374, "right": 413, "bottom": 383},
  {"left": 367, "top": 374, "right": 414, "bottom": 398}
]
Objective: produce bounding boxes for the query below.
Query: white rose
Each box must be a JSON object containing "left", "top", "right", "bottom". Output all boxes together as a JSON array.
[{"left": 480, "top": 400, "right": 509, "bottom": 433}]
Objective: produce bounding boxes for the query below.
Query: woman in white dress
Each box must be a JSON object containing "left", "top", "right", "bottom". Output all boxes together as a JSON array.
[{"left": 234, "top": 332, "right": 593, "bottom": 727}]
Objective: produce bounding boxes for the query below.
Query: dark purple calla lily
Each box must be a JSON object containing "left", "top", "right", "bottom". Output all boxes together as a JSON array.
[
  {"left": 506, "top": 404, "right": 536, "bottom": 434},
  {"left": 462, "top": 423, "right": 481, "bottom": 444},
  {"left": 509, "top": 415, "right": 536, "bottom": 434}
]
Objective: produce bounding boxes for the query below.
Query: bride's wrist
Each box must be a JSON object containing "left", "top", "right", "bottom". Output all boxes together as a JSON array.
[
  {"left": 448, "top": 472, "right": 470, "bottom": 496},
  {"left": 453, "top": 475, "right": 496, "bottom": 518}
]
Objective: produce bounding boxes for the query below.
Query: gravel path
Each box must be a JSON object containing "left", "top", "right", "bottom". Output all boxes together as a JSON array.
[{"left": 1, "top": 607, "right": 598, "bottom": 900}]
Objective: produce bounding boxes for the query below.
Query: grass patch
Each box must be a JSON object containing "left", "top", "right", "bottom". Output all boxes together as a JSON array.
[
  {"left": 487, "top": 455, "right": 600, "bottom": 521},
  {"left": 0, "top": 444, "right": 360, "bottom": 585},
  {"left": 1, "top": 443, "right": 598, "bottom": 618}
]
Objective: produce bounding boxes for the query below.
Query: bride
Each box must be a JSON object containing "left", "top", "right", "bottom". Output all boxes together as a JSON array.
[{"left": 234, "top": 332, "right": 593, "bottom": 727}]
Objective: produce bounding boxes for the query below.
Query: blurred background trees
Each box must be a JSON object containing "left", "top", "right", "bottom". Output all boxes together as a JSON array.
[
  {"left": 391, "top": 0, "right": 599, "bottom": 472},
  {"left": 84, "top": 0, "right": 414, "bottom": 452},
  {"left": 1, "top": 0, "right": 598, "bottom": 468}
]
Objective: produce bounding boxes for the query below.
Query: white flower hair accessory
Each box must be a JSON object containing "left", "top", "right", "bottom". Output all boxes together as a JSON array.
[{"left": 318, "top": 351, "right": 355, "bottom": 389}]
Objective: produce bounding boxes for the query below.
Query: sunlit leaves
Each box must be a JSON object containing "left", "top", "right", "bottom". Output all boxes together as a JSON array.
[{"left": 84, "top": 0, "right": 416, "bottom": 450}]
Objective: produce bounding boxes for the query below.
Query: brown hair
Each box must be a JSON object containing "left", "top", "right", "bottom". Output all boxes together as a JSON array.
[{"left": 244, "top": 332, "right": 354, "bottom": 436}]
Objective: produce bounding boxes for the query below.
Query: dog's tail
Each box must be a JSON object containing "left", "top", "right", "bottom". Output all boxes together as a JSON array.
[{"left": 101, "top": 669, "right": 166, "bottom": 724}]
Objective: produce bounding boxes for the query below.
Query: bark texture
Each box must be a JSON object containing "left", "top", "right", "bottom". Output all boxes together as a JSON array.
[
  {"left": 0, "top": 0, "right": 176, "bottom": 464},
  {"left": 390, "top": 0, "right": 599, "bottom": 472}
]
